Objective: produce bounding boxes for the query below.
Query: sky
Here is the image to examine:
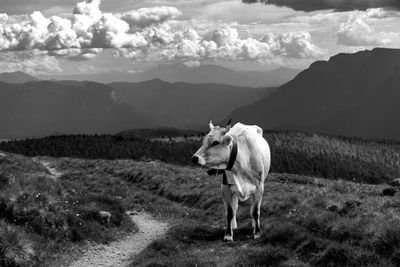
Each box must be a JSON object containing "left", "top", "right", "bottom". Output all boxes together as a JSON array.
[{"left": 0, "top": 0, "right": 399, "bottom": 75}]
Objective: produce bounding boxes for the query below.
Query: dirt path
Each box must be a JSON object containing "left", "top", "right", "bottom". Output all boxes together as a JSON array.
[
  {"left": 34, "top": 157, "right": 63, "bottom": 179},
  {"left": 40, "top": 160, "right": 63, "bottom": 179},
  {"left": 68, "top": 211, "right": 169, "bottom": 267}
]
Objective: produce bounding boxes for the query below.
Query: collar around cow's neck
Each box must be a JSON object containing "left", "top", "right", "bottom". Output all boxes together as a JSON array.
[{"left": 226, "top": 137, "right": 237, "bottom": 171}]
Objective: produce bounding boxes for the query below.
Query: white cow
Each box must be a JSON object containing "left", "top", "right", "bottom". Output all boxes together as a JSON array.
[{"left": 192, "top": 121, "right": 271, "bottom": 241}]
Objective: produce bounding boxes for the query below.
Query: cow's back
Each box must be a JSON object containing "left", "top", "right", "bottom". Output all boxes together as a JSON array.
[
  {"left": 229, "top": 123, "right": 271, "bottom": 180},
  {"left": 230, "top": 123, "right": 262, "bottom": 136}
]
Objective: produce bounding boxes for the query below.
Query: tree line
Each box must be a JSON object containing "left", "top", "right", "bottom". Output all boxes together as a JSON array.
[{"left": 1, "top": 130, "right": 400, "bottom": 184}]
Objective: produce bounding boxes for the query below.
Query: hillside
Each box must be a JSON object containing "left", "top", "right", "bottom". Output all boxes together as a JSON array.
[
  {"left": 2, "top": 134, "right": 400, "bottom": 266},
  {"left": 38, "top": 64, "right": 300, "bottom": 88},
  {"left": 317, "top": 67, "right": 400, "bottom": 139},
  {"left": 110, "top": 79, "right": 270, "bottom": 128},
  {"left": 228, "top": 48, "right": 400, "bottom": 140},
  {"left": 0, "top": 81, "right": 153, "bottom": 138},
  {"left": 0, "top": 71, "right": 37, "bottom": 83},
  {"left": 3, "top": 128, "right": 400, "bottom": 184}
]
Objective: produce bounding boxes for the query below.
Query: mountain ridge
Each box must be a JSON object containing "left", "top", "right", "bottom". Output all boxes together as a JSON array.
[
  {"left": 0, "top": 71, "right": 37, "bottom": 83},
  {"left": 110, "top": 79, "right": 273, "bottom": 128},
  {"left": 0, "top": 80, "right": 154, "bottom": 138},
  {"left": 37, "top": 64, "right": 300, "bottom": 88},
  {"left": 228, "top": 48, "right": 400, "bottom": 140}
]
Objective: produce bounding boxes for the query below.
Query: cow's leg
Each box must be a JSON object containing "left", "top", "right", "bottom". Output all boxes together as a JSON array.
[
  {"left": 250, "top": 189, "right": 263, "bottom": 239},
  {"left": 221, "top": 184, "right": 235, "bottom": 241},
  {"left": 231, "top": 194, "right": 238, "bottom": 230}
]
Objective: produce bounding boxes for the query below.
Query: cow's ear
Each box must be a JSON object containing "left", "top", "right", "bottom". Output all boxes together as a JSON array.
[
  {"left": 209, "top": 120, "right": 214, "bottom": 130},
  {"left": 224, "top": 124, "right": 231, "bottom": 134}
]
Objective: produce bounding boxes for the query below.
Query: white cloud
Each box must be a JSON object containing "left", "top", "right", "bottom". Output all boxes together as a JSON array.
[
  {"left": 364, "top": 7, "right": 400, "bottom": 18},
  {"left": 0, "top": 0, "right": 323, "bottom": 63},
  {"left": 262, "top": 31, "right": 324, "bottom": 58},
  {"left": 116, "top": 26, "right": 323, "bottom": 62},
  {"left": 337, "top": 10, "right": 400, "bottom": 46},
  {"left": 73, "top": 0, "right": 102, "bottom": 20},
  {"left": 120, "top": 6, "right": 182, "bottom": 28},
  {"left": 0, "top": 1, "right": 180, "bottom": 53},
  {"left": 0, "top": 14, "right": 8, "bottom": 22}
]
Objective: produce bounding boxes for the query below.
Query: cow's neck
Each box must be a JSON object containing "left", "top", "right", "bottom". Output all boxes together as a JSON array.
[
  {"left": 226, "top": 136, "right": 238, "bottom": 171},
  {"left": 227, "top": 136, "right": 251, "bottom": 177}
]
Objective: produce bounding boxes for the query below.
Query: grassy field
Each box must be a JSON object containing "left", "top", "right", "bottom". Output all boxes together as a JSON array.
[
  {"left": 2, "top": 129, "right": 400, "bottom": 266},
  {"left": 0, "top": 153, "right": 136, "bottom": 266},
  {"left": 2, "top": 153, "right": 399, "bottom": 266},
  {"left": 105, "top": 160, "right": 400, "bottom": 266}
]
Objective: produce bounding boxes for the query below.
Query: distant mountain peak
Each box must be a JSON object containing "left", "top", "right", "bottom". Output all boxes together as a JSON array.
[
  {"left": 228, "top": 48, "right": 400, "bottom": 140},
  {"left": 0, "top": 71, "right": 37, "bottom": 84}
]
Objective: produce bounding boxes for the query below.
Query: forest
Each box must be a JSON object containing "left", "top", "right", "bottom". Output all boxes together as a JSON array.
[{"left": 1, "top": 128, "right": 400, "bottom": 184}]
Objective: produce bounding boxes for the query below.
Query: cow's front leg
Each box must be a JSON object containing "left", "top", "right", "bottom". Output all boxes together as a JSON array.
[
  {"left": 221, "top": 184, "right": 238, "bottom": 241},
  {"left": 250, "top": 189, "right": 263, "bottom": 239}
]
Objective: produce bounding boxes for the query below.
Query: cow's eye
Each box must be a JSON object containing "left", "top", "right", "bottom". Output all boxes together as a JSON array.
[{"left": 211, "top": 141, "right": 219, "bottom": 147}]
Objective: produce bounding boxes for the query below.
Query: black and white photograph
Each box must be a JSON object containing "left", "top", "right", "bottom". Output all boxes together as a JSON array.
[{"left": 1, "top": 0, "right": 400, "bottom": 266}]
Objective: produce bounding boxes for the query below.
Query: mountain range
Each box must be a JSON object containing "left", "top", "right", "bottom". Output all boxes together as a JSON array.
[
  {"left": 2, "top": 48, "right": 400, "bottom": 140},
  {"left": 111, "top": 79, "right": 271, "bottom": 128},
  {"left": 38, "top": 64, "right": 300, "bottom": 88},
  {"left": 0, "top": 78, "right": 269, "bottom": 138},
  {"left": 0, "top": 81, "right": 152, "bottom": 138},
  {"left": 228, "top": 48, "right": 400, "bottom": 140}
]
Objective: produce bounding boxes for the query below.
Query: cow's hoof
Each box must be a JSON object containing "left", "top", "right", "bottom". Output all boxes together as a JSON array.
[
  {"left": 254, "top": 233, "right": 262, "bottom": 240},
  {"left": 224, "top": 235, "right": 233, "bottom": 242}
]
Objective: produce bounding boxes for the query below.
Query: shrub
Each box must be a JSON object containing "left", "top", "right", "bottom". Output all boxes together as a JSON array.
[
  {"left": 382, "top": 187, "right": 397, "bottom": 197},
  {"left": 296, "top": 237, "right": 326, "bottom": 261},
  {"left": 313, "top": 243, "right": 352, "bottom": 267},
  {"left": 372, "top": 220, "right": 400, "bottom": 258},
  {"left": 261, "top": 221, "right": 307, "bottom": 249},
  {"left": 0, "top": 173, "right": 9, "bottom": 188},
  {"left": 236, "top": 245, "right": 289, "bottom": 267},
  {"left": 0, "top": 197, "right": 14, "bottom": 222},
  {"left": 329, "top": 218, "right": 366, "bottom": 243},
  {"left": 0, "top": 220, "right": 35, "bottom": 267}
]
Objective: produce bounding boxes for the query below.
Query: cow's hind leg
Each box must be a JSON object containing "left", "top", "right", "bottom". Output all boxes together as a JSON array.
[
  {"left": 250, "top": 189, "right": 263, "bottom": 239},
  {"left": 221, "top": 185, "right": 236, "bottom": 241}
]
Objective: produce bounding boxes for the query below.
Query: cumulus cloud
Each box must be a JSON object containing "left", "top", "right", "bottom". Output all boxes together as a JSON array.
[
  {"left": 0, "top": 14, "right": 8, "bottom": 22},
  {"left": 0, "top": 0, "right": 323, "bottom": 62},
  {"left": 337, "top": 10, "right": 400, "bottom": 46},
  {"left": 0, "top": 1, "right": 180, "bottom": 53},
  {"left": 365, "top": 7, "right": 400, "bottom": 18},
  {"left": 121, "top": 6, "right": 182, "bottom": 28},
  {"left": 116, "top": 26, "right": 323, "bottom": 62}
]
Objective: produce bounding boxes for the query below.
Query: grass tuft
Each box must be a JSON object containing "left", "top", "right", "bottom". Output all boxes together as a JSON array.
[{"left": 0, "top": 220, "right": 35, "bottom": 267}]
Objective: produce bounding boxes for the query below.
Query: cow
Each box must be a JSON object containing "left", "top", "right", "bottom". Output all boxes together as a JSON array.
[{"left": 192, "top": 120, "right": 271, "bottom": 241}]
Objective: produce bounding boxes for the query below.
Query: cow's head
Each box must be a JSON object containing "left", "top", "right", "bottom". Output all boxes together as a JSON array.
[{"left": 192, "top": 120, "right": 233, "bottom": 169}]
